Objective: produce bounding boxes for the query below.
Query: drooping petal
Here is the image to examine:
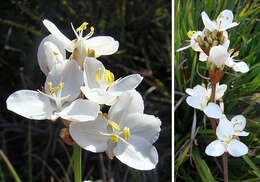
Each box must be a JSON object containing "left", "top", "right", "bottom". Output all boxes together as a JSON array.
[
  {"left": 45, "top": 59, "right": 83, "bottom": 102},
  {"left": 203, "top": 103, "right": 222, "bottom": 119},
  {"left": 59, "top": 99, "right": 99, "bottom": 122},
  {"left": 205, "top": 140, "right": 225, "bottom": 157},
  {"left": 220, "top": 22, "right": 239, "bottom": 31},
  {"left": 209, "top": 45, "right": 229, "bottom": 68},
  {"left": 227, "top": 139, "right": 248, "bottom": 157},
  {"left": 37, "top": 35, "right": 66, "bottom": 75},
  {"left": 114, "top": 136, "right": 158, "bottom": 170},
  {"left": 85, "top": 36, "right": 119, "bottom": 57},
  {"left": 216, "top": 10, "right": 234, "bottom": 30},
  {"left": 69, "top": 115, "right": 109, "bottom": 152},
  {"left": 108, "top": 90, "right": 144, "bottom": 125},
  {"left": 199, "top": 52, "right": 208, "bottom": 62},
  {"left": 201, "top": 11, "right": 217, "bottom": 31},
  {"left": 231, "top": 115, "right": 246, "bottom": 131},
  {"left": 108, "top": 74, "right": 143, "bottom": 93},
  {"left": 42, "top": 19, "right": 73, "bottom": 51},
  {"left": 6, "top": 90, "right": 53, "bottom": 120},
  {"left": 121, "top": 113, "right": 161, "bottom": 143}
]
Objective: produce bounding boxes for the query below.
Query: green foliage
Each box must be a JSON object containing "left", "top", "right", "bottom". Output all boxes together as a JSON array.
[{"left": 175, "top": 0, "right": 260, "bottom": 181}]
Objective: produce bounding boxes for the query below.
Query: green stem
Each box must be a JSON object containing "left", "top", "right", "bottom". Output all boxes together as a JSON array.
[{"left": 73, "top": 145, "right": 82, "bottom": 182}]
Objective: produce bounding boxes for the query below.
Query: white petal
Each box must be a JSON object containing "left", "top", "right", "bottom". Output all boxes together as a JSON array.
[
  {"left": 234, "top": 131, "right": 249, "bottom": 137},
  {"left": 121, "top": 113, "right": 161, "bottom": 143},
  {"left": 108, "top": 74, "right": 143, "bottom": 93},
  {"left": 42, "top": 19, "right": 73, "bottom": 51},
  {"left": 227, "top": 139, "right": 248, "bottom": 157},
  {"left": 186, "top": 96, "right": 204, "bottom": 110},
  {"left": 209, "top": 45, "right": 229, "bottom": 68},
  {"left": 203, "top": 103, "right": 222, "bottom": 119},
  {"left": 108, "top": 90, "right": 144, "bottom": 125},
  {"left": 114, "top": 136, "right": 158, "bottom": 170},
  {"left": 220, "top": 22, "right": 239, "bottom": 31},
  {"left": 6, "top": 90, "right": 53, "bottom": 120},
  {"left": 176, "top": 44, "right": 192, "bottom": 52},
  {"left": 201, "top": 11, "right": 217, "bottom": 31},
  {"left": 185, "top": 88, "right": 193, "bottom": 96},
  {"left": 216, "top": 117, "right": 234, "bottom": 140},
  {"left": 70, "top": 115, "right": 109, "bottom": 152},
  {"left": 37, "top": 35, "right": 66, "bottom": 75},
  {"left": 217, "top": 10, "right": 234, "bottom": 30},
  {"left": 81, "top": 87, "right": 116, "bottom": 105},
  {"left": 199, "top": 52, "right": 208, "bottom": 62},
  {"left": 215, "top": 83, "right": 227, "bottom": 100},
  {"left": 205, "top": 140, "right": 225, "bottom": 157},
  {"left": 85, "top": 36, "right": 119, "bottom": 57},
  {"left": 233, "top": 61, "right": 249, "bottom": 73},
  {"left": 45, "top": 59, "right": 83, "bottom": 102},
  {"left": 231, "top": 115, "right": 246, "bottom": 130},
  {"left": 73, "top": 38, "right": 89, "bottom": 68},
  {"left": 59, "top": 99, "right": 99, "bottom": 122}
]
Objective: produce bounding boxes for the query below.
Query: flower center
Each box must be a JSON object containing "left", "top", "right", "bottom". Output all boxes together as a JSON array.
[
  {"left": 108, "top": 121, "right": 130, "bottom": 143},
  {"left": 95, "top": 68, "right": 115, "bottom": 86},
  {"left": 187, "top": 30, "right": 197, "bottom": 39},
  {"left": 47, "top": 82, "right": 64, "bottom": 96}
]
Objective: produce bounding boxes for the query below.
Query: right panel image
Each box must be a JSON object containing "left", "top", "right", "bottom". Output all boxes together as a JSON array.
[{"left": 174, "top": 1, "right": 260, "bottom": 181}]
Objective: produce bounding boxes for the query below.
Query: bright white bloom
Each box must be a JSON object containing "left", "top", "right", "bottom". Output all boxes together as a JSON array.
[
  {"left": 70, "top": 90, "right": 161, "bottom": 170},
  {"left": 221, "top": 114, "right": 249, "bottom": 136},
  {"left": 208, "top": 45, "right": 249, "bottom": 72},
  {"left": 206, "top": 83, "right": 227, "bottom": 100},
  {"left": 81, "top": 57, "right": 143, "bottom": 105},
  {"left": 37, "top": 35, "right": 66, "bottom": 75},
  {"left": 201, "top": 9, "right": 239, "bottom": 31},
  {"left": 6, "top": 60, "right": 99, "bottom": 122},
  {"left": 185, "top": 85, "right": 222, "bottom": 118},
  {"left": 176, "top": 31, "right": 203, "bottom": 52},
  {"left": 42, "top": 19, "right": 119, "bottom": 67},
  {"left": 205, "top": 118, "right": 248, "bottom": 157}
]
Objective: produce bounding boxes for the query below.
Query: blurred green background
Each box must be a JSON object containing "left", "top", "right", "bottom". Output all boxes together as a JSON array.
[
  {"left": 175, "top": 0, "right": 260, "bottom": 181},
  {"left": 0, "top": 0, "right": 171, "bottom": 181}
]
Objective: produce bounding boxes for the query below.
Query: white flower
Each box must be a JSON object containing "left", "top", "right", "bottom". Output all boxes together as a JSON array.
[
  {"left": 186, "top": 85, "right": 223, "bottom": 118},
  {"left": 42, "top": 19, "right": 119, "bottom": 67},
  {"left": 81, "top": 57, "right": 143, "bottom": 105},
  {"left": 206, "top": 83, "right": 227, "bottom": 100},
  {"left": 37, "top": 35, "right": 66, "bottom": 75},
  {"left": 69, "top": 90, "right": 161, "bottom": 170},
  {"left": 205, "top": 118, "right": 248, "bottom": 157},
  {"left": 6, "top": 60, "right": 99, "bottom": 122},
  {"left": 201, "top": 9, "right": 239, "bottom": 31},
  {"left": 225, "top": 49, "right": 249, "bottom": 73},
  {"left": 176, "top": 31, "right": 204, "bottom": 52}
]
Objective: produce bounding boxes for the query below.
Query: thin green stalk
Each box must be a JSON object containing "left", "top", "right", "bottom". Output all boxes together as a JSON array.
[
  {"left": 73, "top": 145, "right": 82, "bottom": 182},
  {"left": 28, "top": 120, "right": 32, "bottom": 182},
  {"left": 0, "top": 150, "right": 22, "bottom": 182}
]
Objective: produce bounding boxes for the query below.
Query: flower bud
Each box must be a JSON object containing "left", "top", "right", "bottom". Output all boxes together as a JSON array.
[{"left": 208, "top": 45, "right": 229, "bottom": 68}]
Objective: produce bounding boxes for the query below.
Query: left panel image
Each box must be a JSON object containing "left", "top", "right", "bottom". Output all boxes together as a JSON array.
[{"left": 0, "top": 0, "right": 171, "bottom": 181}]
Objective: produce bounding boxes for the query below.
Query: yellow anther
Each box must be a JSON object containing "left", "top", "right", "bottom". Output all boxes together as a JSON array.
[
  {"left": 205, "top": 96, "right": 209, "bottom": 101},
  {"left": 86, "top": 26, "right": 94, "bottom": 38},
  {"left": 47, "top": 82, "right": 52, "bottom": 90},
  {"left": 110, "top": 134, "right": 119, "bottom": 143},
  {"left": 229, "top": 49, "right": 235, "bottom": 55},
  {"left": 88, "top": 48, "right": 95, "bottom": 57},
  {"left": 104, "top": 69, "right": 114, "bottom": 86},
  {"left": 76, "top": 22, "right": 88, "bottom": 32},
  {"left": 187, "top": 30, "right": 197, "bottom": 39},
  {"left": 95, "top": 68, "right": 101, "bottom": 82},
  {"left": 123, "top": 127, "right": 130, "bottom": 140},
  {"left": 233, "top": 51, "right": 239, "bottom": 57},
  {"left": 200, "top": 103, "right": 205, "bottom": 109},
  {"left": 201, "top": 83, "right": 206, "bottom": 87},
  {"left": 49, "top": 82, "right": 64, "bottom": 96},
  {"left": 226, "top": 140, "right": 231, "bottom": 144},
  {"left": 108, "top": 121, "right": 120, "bottom": 131},
  {"left": 53, "top": 51, "right": 58, "bottom": 55}
]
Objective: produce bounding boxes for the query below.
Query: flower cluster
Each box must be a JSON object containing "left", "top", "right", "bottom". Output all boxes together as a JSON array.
[
  {"left": 6, "top": 19, "right": 161, "bottom": 170},
  {"left": 178, "top": 10, "right": 250, "bottom": 158}
]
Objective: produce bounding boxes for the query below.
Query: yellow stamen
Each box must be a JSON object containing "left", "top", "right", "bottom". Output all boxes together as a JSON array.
[
  {"left": 200, "top": 103, "right": 205, "bottom": 109},
  {"left": 226, "top": 140, "right": 231, "bottom": 144},
  {"left": 123, "top": 127, "right": 130, "bottom": 140},
  {"left": 229, "top": 48, "right": 235, "bottom": 55},
  {"left": 233, "top": 51, "right": 239, "bottom": 57},
  {"left": 108, "top": 121, "right": 120, "bottom": 131},
  {"left": 187, "top": 30, "right": 197, "bottom": 39},
  {"left": 53, "top": 51, "right": 58, "bottom": 55},
  {"left": 201, "top": 83, "right": 206, "bottom": 87},
  {"left": 76, "top": 22, "right": 88, "bottom": 32},
  {"left": 205, "top": 96, "right": 209, "bottom": 101},
  {"left": 86, "top": 26, "right": 94, "bottom": 38},
  {"left": 95, "top": 68, "right": 101, "bottom": 82},
  {"left": 104, "top": 69, "right": 114, "bottom": 86},
  {"left": 49, "top": 82, "right": 64, "bottom": 96},
  {"left": 110, "top": 134, "right": 119, "bottom": 143},
  {"left": 88, "top": 48, "right": 95, "bottom": 57}
]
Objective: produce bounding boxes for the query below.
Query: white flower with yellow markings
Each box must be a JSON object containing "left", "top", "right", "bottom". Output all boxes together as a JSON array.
[
  {"left": 42, "top": 19, "right": 119, "bottom": 67},
  {"left": 81, "top": 57, "right": 143, "bottom": 105},
  {"left": 6, "top": 60, "right": 99, "bottom": 122},
  {"left": 70, "top": 90, "right": 161, "bottom": 170},
  {"left": 185, "top": 84, "right": 222, "bottom": 119},
  {"left": 201, "top": 9, "right": 239, "bottom": 31},
  {"left": 205, "top": 117, "right": 248, "bottom": 157},
  {"left": 176, "top": 30, "right": 203, "bottom": 52}
]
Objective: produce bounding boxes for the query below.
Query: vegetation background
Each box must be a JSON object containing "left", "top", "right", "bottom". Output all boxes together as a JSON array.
[
  {"left": 0, "top": 0, "right": 171, "bottom": 181},
  {"left": 174, "top": 0, "right": 260, "bottom": 181}
]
